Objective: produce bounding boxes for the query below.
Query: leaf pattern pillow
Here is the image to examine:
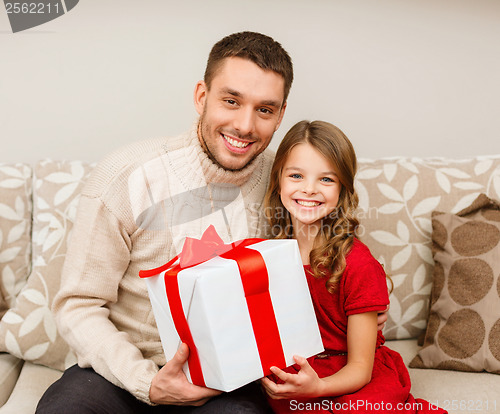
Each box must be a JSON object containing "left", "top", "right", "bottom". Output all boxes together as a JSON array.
[
  {"left": 356, "top": 156, "right": 500, "bottom": 339},
  {"left": 0, "top": 160, "right": 95, "bottom": 370},
  {"left": 0, "top": 163, "right": 32, "bottom": 319}
]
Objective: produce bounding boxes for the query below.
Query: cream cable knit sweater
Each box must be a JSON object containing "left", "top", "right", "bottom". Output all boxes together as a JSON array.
[{"left": 52, "top": 122, "right": 274, "bottom": 404}]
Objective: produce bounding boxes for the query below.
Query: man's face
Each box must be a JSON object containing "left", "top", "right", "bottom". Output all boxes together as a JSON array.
[{"left": 194, "top": 57, "right": 287, "bottom": 171}]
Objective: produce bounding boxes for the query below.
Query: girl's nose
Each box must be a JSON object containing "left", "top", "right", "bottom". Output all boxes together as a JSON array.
[{"left": 302, "top": 180, "right": 317, "bottom": 195}]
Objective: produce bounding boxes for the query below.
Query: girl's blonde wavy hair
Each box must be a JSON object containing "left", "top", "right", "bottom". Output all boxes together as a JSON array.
[{"left": 264, "top": 120, "right": 359, "bottom": 293}]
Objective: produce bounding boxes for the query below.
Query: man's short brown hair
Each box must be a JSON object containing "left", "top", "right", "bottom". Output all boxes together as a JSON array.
[{"left": 204, "top": 31, "right": 293, "bottom": 104}]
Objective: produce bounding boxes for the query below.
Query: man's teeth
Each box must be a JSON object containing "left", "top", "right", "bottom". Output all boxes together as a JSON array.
[
  {"left": 223, "top": 134, "right": 250, "bottom": 148},
  {"left": 296, "top": 200, "right": 321, "bottom": 207}
]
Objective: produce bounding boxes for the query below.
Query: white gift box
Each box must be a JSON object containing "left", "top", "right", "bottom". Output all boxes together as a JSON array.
[{"left": 142, "top": 237, "right": 324, "bottom": 392}]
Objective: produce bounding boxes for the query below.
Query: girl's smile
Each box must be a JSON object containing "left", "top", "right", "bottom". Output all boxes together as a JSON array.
[{"left": 295, "top": 199, "right": 323, "bottom": 207}]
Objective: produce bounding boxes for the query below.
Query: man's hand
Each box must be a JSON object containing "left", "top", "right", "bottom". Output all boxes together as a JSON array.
[
  {"left": 377, "top": 304, "right": 390, "bottom": 331},
  {"left": 149, "top": 343, "right": 222, "bottom": 406}
]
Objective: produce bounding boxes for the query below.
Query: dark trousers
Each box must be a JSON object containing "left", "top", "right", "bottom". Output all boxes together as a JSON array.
[{"left": 36, "top": 364, "right": 272, "bottom": 414}]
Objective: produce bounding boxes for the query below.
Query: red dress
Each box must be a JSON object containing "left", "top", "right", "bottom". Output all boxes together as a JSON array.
[{"left": 267, "top": 239, "right": 447, "bottom": 414}]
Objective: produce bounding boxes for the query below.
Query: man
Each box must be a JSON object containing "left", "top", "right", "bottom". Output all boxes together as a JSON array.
[{"left": 37, "top": 32, "right": 387, "bottom": 413}]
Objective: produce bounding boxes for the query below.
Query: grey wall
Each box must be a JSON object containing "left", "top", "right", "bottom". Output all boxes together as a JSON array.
[{"left": 1, "top": 0, "right": 499, "bottom": 163}]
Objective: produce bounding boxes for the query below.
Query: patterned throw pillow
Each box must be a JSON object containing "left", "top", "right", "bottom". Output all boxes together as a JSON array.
[
  {"left": 409, "top": 194, "right": 500, "bottom": 373},
  {"left": 356, "top": 156, "right": 500, "bottom": 339},
  {"left": 0, "top": 163, "right": 32, "bottom": 319},
  {"left": 0, "top": 160, "right": 95, "bottom": 370}
]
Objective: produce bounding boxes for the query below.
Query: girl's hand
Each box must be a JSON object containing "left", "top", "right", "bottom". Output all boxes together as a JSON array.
[{"left": 260, "top": 355, "right": 324, "bottom": 399}]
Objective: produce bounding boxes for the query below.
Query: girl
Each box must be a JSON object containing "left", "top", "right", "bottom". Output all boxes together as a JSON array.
[{"left": 261, "top": 120, "right": 446, "bottom": 414}]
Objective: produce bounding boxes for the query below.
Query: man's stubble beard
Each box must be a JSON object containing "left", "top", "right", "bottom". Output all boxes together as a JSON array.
[{"left": 197, "top": 108, "right": 270, "bottom": 173}]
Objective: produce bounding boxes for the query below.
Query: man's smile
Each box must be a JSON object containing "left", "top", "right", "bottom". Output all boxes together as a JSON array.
[{"left": 221, "top": 133, "right": 254, "bottom": 153}]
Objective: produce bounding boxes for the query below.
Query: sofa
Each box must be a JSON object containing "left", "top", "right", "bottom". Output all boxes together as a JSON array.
[{"left": 0, "top": 156, "right": 499, "bottom": 413}]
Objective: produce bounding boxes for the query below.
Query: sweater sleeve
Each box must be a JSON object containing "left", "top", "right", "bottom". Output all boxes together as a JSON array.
[{"left": 52, "top": 194, "right": 158, "bottom": 404}]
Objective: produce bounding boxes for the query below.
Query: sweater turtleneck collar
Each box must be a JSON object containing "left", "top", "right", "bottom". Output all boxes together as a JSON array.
[{"left": 165, "top": 120, "right": 266, "bottom": 190}]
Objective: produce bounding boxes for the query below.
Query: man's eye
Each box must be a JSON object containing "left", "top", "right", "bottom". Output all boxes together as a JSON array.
[
  {"left": 225, "top": 100, "right": 237, "bottom": 105},
  {"left": 258, "top": 108, "right": 272, "bottom": 114}
]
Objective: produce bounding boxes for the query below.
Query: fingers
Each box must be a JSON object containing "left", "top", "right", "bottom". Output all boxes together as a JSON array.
[
  {"left": 260, "top": 377, "right": 284, "bottom": 400},
  {"left": 150, "top": 343, "right": 222, "bottom": 405},
  {"left": 269, "top": 356, "right": 310, "bottom": 382},
  {"left": 293, "top": 355, "right": 315, "bottom": 374},
  {"left": 260, "top": 377, "right": 276, "bottom": 393},
  {"left": 173, "top": 344, "right": 220, "bottom": 398},
  {"left": 377, "top": 305, "right": 389, "bottom": 331},
  {"left": 269, "top": 366, "right": 293, "bottom": 383},
  {"left": 263, "top": 361, "right": 304, "bottom": 398},
  {"left": 261, "top": 357, "right": 321, "bottom": 400},
  {"left": 171, "top": 343, "right": 190, "bottom": 366},
  {"left": 178, "top": 342, "right": 189, "bottom": 354},
  {"left": 151, "top": 367, "right": 221, "bottom": 405},
  {"left": 293, "top": 355, "right": 307, "bottom": 367}
]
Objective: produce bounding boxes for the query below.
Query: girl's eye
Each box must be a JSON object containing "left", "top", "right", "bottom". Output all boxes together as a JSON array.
[
  {"left": 321, "top": 177, "right": 334, "bottom": 182},
  {"left": 290, "top": 173, "right": 302, "bottom": 179}
]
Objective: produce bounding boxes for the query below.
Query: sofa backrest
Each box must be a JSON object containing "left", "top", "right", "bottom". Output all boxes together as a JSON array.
[
  {"left": 357, "top": 155, "right": 500, "bottom": 339},
  {"left": 1, "top": 156, "right": 500, "bottom": 373}
]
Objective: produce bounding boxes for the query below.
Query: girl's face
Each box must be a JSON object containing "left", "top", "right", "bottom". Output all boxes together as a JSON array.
[{"left": 279, "top": 143, "right": 342, "bottom": 233}]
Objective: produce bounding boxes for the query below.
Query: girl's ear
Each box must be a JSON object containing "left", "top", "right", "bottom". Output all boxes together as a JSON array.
[{"left": 194, "top": 81, "right": 207, "bottom": 115}]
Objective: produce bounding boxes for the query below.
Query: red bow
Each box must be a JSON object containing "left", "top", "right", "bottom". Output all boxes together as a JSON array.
[
  {"left": 179, "top": 225, "right": 235, "bottom": 268},
  {"left": 139, "top": 225, "right": 240, "bottom": 278}
]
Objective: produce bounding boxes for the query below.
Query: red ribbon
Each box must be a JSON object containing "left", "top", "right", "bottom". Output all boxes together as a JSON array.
[
  {"left": 139, "top": 225, "right": 286, "bottom": 387},
  {"left": 220, "top": 246, "right": 286, "bottom": 377}
]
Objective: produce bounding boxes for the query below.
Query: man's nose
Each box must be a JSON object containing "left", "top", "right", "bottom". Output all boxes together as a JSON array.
[{"left": 234, "top": 107, "right": 255, "bottom": 137}]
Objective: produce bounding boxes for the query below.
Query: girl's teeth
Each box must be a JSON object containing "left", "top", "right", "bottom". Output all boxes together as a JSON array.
[
  {"left": 223, "top": 134, "right": 250, "bottom": 148},
  {"left": 297, "top": 200, "right": 320, "bottom": 207}
]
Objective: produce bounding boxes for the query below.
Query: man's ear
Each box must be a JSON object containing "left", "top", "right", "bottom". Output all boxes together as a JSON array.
[
  {"left": 194, "top": 81, "right": 207, "bottom": 116},
  {"left": 275, "top": 101, "right": 287, "bottom": 131}
]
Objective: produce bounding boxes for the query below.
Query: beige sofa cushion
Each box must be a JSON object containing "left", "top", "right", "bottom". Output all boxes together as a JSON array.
[
  {"left": 410, "top": 194, "right": 500, "bottom": 374},
  {"left": 0, "top": 361, "right": 62, "bottom": 414},
  {"left": 387, "top": 339, "right": 500, "bottom": 414},
  {"left": 0, "top": 161, "right": 94, "bottom": 371},
  {"left": 0, "top": 353, "right": 24, "bottom": 407},
  {"left": 0, "top": 164, "right": 32, "bottom": 319},
  {"left": 357, "top": 156, "right": 500, "bottom": 339}
]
